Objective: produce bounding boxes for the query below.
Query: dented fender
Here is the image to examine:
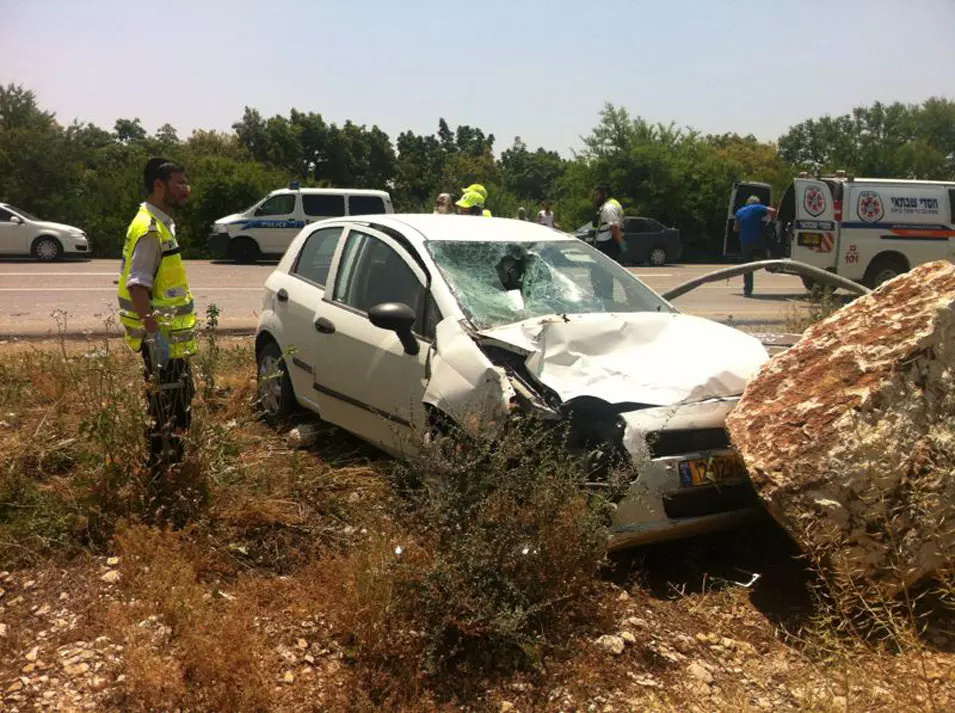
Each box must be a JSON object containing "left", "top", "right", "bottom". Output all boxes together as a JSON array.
[{"left": 422, "top": 317, "right": 515, "bottom": 435}]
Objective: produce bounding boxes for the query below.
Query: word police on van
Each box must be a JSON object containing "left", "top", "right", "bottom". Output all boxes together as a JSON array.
[{"left": 209, "top": 184, "right": 393, "bottom": 262}]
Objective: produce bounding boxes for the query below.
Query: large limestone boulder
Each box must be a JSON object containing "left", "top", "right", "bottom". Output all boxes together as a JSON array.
[{"left": 726, "top": 260, "right": 955, "bottom": 599}]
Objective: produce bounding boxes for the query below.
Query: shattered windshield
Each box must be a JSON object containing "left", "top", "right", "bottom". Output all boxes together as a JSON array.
[{"left": 427, "top": 239, "right": 674, "bottom": 330}]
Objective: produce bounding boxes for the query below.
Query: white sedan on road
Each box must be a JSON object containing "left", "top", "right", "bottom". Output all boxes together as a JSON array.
[
  {"left": 0, "top": 203, "right": 90, "bottom": 260},
  {"left": 255, "top": 215, "right": 770, "bottom": 547}
]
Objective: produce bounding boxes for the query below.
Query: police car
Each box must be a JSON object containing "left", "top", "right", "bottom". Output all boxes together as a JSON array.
[{"left": 209, "top": 184, "right": 393, "bottom": 263}]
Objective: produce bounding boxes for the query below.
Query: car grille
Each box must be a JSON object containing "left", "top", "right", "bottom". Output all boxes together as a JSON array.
[
  {"left": 645, "top": 428, "right": 730, "bottom": 458},
  {"left": 662, "top": 481, "right": 760, "bottom": 519}
]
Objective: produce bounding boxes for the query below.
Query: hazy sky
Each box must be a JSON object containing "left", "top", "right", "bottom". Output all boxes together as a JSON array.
[{"left": 3, "top": 0, "right": 954, "bottom": 155}]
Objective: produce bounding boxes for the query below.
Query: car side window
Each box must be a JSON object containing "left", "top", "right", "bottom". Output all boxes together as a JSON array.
[
  {"left": 348, "top": 195, "right": 386, "bottom": 215},
  {"left": 628, "top": 218, "right": 650, "bottom": 232},
  {"left": 291, "top": 226, "right": 344, "bottom": 287},
  {"left": 256, "top": 194, "right": 296, "bottom": 216},
  {"left": 332, "top": 231, "right": 427, "bottom": 335},
  {"left": 645, "top": 219, "right": 663, "bottom": 231},
  {"left": 302, "top": 194, "right": 346, "bottom": 217},
  {"left": 0, "top": 208, "right": 13, "bottom": 221}
]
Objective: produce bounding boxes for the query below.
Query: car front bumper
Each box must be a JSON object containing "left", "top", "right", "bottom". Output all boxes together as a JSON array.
[
  {"left": 65, "top": 237, "right": 90, "bottom": 255},
  {"left": 607, "top": 399, "right": 761, "bottom": 548},
  {"left": 209, "top": 233, "right": 231, "bottom": 257}
]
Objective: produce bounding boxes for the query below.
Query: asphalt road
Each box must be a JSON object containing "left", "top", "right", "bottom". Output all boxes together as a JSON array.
[{"left": 0, "top": 258, "right": 809, "bottom": 337}]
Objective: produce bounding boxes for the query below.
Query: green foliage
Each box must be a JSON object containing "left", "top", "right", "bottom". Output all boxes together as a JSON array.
[
  {"left": 3, "top": 83, "right": 953, "bottom": 261},
  {"left": 778, "top": 97, "right": 955, "bottom": 179}
]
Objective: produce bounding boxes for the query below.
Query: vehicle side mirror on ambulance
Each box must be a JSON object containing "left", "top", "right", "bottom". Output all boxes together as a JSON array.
[{"left": 369, "top": 302, "right": 419, "bottom": 356}]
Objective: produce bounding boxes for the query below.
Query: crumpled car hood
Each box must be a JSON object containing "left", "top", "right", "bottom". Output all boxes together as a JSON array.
[{"left": 478, "top": 312, "right": 769, "bottom": 407}]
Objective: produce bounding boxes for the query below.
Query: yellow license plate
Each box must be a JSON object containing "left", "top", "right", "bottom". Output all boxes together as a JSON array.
[{"left": 679, "top": 454, "right": 748, "bottom": 487}]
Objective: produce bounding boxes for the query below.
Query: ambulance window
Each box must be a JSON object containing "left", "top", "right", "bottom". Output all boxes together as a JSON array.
[
  {"left": 948, "top": 190, "right": 955, "bottom": 223},
  {"left": 823, "top": 180, "right": 843, "bottom": 201},
  {"left": 255, "top": 194, "right": 296, "bottom": 217},
  {"left": 779, "top": 185, "right": 796, "bottom": 224},
  {"left": 303, "top": 194, "right": 346, "bottom": 217},
  {"left": 348, "top": 195, "right": 386, "bottom": 215}
]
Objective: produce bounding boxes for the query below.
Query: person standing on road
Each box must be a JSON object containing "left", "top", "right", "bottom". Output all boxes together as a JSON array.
[
  {"left": 591, "top": 184, "right": 627, "bottom": 300},
  {"left": 117, "top": 157, "right": 198, "bottom": 492},
  {"left": 537, "top": 199, "right": 559, "bottom": 229},
  {"left": 734, "top": 195, "right": 777, "bottom": 297},
  {"left": 593, "top": 184, "right": 626, "bottom": 261}
]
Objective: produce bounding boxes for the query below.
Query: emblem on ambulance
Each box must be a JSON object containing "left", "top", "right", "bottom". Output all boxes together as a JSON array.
[
  {"left": 803, "top": 186, "right": 826, "bottom": 217},
  {"left": 857, "top": 191, "right": 884, "bottom": 223}
]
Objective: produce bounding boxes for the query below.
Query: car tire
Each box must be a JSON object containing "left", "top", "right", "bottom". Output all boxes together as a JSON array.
[
  {"left": 648, "top": 246, "right": 667, "bottom": 267},
  {"left": 32, "top": 236, "right": 63, "bottom": 262},
  {"left": 257, "top": 340, "right": 295, "bottom": 423},
  {"left": 863, "top": 256, "right": 907, "bottom": 289},
  {"left": 228, "top": 237, "right": 261, "bottom": 264}
]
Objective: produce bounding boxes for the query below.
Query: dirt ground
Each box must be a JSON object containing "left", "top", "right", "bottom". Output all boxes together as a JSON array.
[{"left": 0, "top": 335, "right": 951, "bottom": 712}]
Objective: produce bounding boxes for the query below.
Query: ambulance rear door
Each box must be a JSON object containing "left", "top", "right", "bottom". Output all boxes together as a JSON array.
[
  {"left": 723, "top": 181, "right": 772, "bottom": 257},
  {"left": 791, "top": 178, "right": 838, "bottom": 272}
]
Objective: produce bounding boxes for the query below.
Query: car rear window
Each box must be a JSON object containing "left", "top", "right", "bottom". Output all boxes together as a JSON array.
[
  {"left": 302, "top": 194, "right": 346, "bottom": 217},
  {"left": 349, "top": 195, "right": 386, "bottom": 215}
]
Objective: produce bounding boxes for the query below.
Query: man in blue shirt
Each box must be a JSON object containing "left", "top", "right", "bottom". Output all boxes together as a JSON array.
[{"left": 735, "top": 195, "right": 777, "bottom": 296}]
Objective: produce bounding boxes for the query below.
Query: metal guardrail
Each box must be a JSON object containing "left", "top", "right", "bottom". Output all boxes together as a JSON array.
[{"left": 661, "top": 259, "right": 871, "bottom": 301}]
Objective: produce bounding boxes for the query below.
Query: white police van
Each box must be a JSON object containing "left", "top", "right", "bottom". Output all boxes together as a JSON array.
[
  {"left": 777, "top": 173, "right": 955, "bottom": 288},
  {"left": 210, "top": 184, "right": 394, "bottom": 262}
]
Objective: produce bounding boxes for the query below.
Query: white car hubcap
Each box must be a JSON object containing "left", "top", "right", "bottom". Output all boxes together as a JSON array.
[
  {"left": 37, "top": 240, "right": 57, "bottom": 260},
  {"left": 258, "top": 355, "right": 283, "bottom": 414},
  {"left": 650, "top": 248, "right": 666, "bottom": 266}
]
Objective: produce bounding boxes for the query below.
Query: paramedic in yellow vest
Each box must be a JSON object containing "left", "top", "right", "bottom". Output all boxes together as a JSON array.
[
  {"left": 591, "top": 183, "right": 627, "bottom": 300},
  {"left": 117, "top": 157, "right": 198, "bottom": 476},
  {"left": 463, "top": 183, "right": 492, "bottom": 217}
]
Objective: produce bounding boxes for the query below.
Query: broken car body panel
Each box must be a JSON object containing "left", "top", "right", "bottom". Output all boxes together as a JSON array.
[{"left": 479, "top": 312, "right": 769, "bottom": 407}]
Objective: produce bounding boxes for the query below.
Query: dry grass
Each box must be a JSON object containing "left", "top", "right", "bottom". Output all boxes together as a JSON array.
[{"left": 0, "top": 331, "right": 953, "bottom": 712}]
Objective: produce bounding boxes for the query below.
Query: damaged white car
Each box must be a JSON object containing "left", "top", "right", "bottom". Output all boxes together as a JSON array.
[{"left": 255, "top": 215, "right": 770, "bottom": 547}]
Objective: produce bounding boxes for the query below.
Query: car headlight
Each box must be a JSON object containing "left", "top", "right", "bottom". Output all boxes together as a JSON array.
[{"left": 213, "top": 224, "right": 229, "bottom": 234}]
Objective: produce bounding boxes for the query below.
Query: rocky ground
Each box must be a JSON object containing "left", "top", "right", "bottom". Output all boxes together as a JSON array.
[{"left": 0, "top": 331, "right": 952, "bottom": 712}]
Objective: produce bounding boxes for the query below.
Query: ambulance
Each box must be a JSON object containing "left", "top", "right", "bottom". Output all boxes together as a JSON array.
[{"left": 778, "top": 173, "right": 955, "bottom": 289}]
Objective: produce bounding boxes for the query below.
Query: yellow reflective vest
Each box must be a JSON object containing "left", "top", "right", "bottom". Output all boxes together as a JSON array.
[{"left": 117, "top": 204, "right": 198, "bottom": 359}]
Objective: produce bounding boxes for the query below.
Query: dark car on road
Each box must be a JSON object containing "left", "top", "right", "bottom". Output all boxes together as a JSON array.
[{"left": 574, "top": 216, "right": 683, "bottom": 266}]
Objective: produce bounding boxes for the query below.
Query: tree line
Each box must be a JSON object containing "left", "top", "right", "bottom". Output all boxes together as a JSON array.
[{"left": 1, "top": 83, "right": 953, "bottom": 260}]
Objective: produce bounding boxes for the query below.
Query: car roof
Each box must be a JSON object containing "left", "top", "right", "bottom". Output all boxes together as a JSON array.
[
  {"left": 271, "top": 187, "right": 390, "bottom": 196},
  {"left": 344, "top": 214, "right": 579, "bottom": 245}
]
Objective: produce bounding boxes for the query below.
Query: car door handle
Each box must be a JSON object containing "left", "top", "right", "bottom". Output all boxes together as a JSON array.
[
  {"left": 314, "top": 317, "right": 336, "bottom": 334},
  {"left": 276, "top": 288, "right": 289, "bottom": 302}
]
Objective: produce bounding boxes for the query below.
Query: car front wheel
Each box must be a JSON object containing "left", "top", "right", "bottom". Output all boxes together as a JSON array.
[
  {"left": 33, "top": 237, "right": 63, "bottom": 262},
  {"left": 257, "top": 340, "right": 296, "bottom": 422}
]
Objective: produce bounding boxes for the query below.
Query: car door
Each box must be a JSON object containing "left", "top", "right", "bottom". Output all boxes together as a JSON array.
[
  {"left": 624, "top": 218, "right": 652, "bottom": 262},
  {"left": 273, "top": 225, "right": 346, "bottom": 402},
  {"left": 791, "top": 178, "right": 838, "bottom": 272},
  {"left": 251, "top": 193, "right": 301, "bottom": 254},
  {"left": 0, "top": 207, "right": 29, "bottom": 255},
  {"left": 311, "top": 227, "right": 433, "bottom": 456}
]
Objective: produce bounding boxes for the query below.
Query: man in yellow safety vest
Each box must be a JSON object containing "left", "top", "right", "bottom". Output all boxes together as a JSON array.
[{"left": 117, "top": 157, "right": 198, "bottom": 481}]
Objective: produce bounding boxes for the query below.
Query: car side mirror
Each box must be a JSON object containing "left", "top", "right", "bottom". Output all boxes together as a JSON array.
[
  {"left": 11, "top": 216, "right": 23, "bottom": 225},
  {"left": 368, "top": 302, "right": 419, "bottom": 356}
]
